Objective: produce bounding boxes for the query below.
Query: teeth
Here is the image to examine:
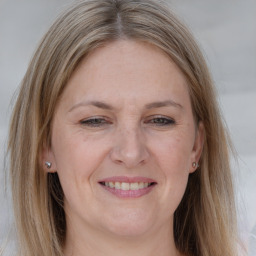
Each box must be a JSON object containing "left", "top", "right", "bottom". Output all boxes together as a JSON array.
[
  {"left": 115, "top": 182, "right": 121, "bottom": 189},
  {"left": 139, "top": 182, "right": 145, "bottom": 189},
  {"left": 103, "top": 181, "right": 151, "bottom": 190},
  {"left": 130, "top": 182, "right": 139, "bottom": 190},
  {"left": 121, "top": 182, "right": 130, "bottom": 190}
]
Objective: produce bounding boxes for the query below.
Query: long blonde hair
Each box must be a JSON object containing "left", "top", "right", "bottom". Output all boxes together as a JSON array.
[{"left": 8, "top": 0, "right": 238, "bottom": 255}]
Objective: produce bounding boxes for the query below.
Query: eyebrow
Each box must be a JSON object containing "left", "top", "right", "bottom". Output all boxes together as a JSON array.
[
  {"left": 68, "top": 101, "right": 114, "bottom": 112},
  {"left": 68, "top": 99, "right": 183, "bottom": 112},
  {"left": 145, "top": 100, "right": 183, "bottom": 109}
]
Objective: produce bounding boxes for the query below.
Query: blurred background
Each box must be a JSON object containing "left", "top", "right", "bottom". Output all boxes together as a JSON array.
[{"left": 0, "top": 0, "right": 255, "bottom": 255}]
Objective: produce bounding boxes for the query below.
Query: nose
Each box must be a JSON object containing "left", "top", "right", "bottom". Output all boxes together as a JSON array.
[{"left": 110, "top": 127, "right": 150, "bottom": 168}]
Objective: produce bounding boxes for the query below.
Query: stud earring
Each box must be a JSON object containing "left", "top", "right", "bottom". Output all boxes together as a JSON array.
[
  {"left": 45, "top": 161, "right": 52, "bottom": 169},
  {"left": 192, "top": 162, "right": 198, "bottom": 168}
]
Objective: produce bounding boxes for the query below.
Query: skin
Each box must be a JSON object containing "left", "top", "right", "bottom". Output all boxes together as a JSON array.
[{"left": 43, "top": 40, "right": 204, "bottom": 256}]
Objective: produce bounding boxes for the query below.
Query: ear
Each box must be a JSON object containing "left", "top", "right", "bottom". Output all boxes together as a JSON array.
[
  {"left": 189, "top": 121, "right": 204, "bottom": 173},
  {"left": 41, "top": 145, "right": 57, "bottom": 173}
]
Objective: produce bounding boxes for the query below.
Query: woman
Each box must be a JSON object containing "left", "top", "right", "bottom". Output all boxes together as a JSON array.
[{"left": 8, "top": 0, "right": 239, "bottom": 255}]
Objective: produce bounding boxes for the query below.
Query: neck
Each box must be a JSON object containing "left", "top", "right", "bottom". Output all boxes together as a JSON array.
[{"left": 64, "top": 217, "right": 181, "bottom": 256}]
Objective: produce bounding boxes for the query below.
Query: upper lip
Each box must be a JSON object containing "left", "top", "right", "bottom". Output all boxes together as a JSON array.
[{"left": 98, "top": 176, "right": 157, "bottom": 184}]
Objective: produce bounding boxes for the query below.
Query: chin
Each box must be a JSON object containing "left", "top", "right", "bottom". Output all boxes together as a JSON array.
[{"left": 102, "top": 208, "right": 154, "bottom": 237}]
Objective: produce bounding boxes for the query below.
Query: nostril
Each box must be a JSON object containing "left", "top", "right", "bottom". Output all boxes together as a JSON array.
[
  {"left": 109, "top": 137, "right": 150, "bottom": 168},
  {"left": 114, "top": 159, "right": 124, "bottom": 165}
]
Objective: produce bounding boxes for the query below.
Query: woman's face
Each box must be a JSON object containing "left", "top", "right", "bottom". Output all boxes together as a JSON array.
[{"left": 45, "top": 40, "right": 204, "bottom": 238}]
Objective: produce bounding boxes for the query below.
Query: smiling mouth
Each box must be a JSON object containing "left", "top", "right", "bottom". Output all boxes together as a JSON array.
[
  {"left": 98, "top": 178, "right": 157, "bottom": 198},
  {"left": 99, "top": 181, "right": 156, "bottom": 190}
]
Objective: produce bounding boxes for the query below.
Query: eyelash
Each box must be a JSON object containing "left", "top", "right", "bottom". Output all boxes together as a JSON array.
[
  {"left": 80, "top": 117, "right": 111, "bottom": 127},
  {"left": 79, "top": 116, "right": 175, "bottom": 128},
  {"left": 145, "top": 116, "right": 175, "bottom": 126}
]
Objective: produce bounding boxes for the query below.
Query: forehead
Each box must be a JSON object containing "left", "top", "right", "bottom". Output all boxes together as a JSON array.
[{"left": 60, "top": 39, "right": 190, "bottom": 109}]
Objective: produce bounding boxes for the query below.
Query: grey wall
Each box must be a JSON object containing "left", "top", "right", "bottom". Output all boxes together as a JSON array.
[{"left": 1, "top": 0, "right": 255, "bottom": 254}]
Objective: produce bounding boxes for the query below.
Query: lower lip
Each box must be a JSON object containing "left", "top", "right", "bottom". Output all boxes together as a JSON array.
[{"left": 100, "top": 184, "right": 156, "bottom": 198}]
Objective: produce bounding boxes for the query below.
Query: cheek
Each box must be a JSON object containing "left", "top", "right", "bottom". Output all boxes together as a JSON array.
[
  {"left": 52, "top": 130, "right": 108, "bottom": 193},
  {"left": 51, "top": 131, "right": 111, "bottom": 217},
  {"left": 153, "top": 133, "right": 192, "bottom": 175},
  {"left": 150, "top": 133, "right": 192, "bottom": 208}
]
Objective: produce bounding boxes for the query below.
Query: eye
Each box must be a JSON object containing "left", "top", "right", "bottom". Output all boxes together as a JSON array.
[
  {"left": 145, "top": 116, "right": 175, "bottom": 126},
  {"left": 80, "top": 117, "right": 111, "bottom": 127}
]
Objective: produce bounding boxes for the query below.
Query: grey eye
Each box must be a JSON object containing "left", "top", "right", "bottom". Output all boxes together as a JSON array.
[
  {"left": 80, "top": 118, "right": 109, "bottom": 127},
  {"left": 147, "top": 117, "right": 175, "bottom": 126}
]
